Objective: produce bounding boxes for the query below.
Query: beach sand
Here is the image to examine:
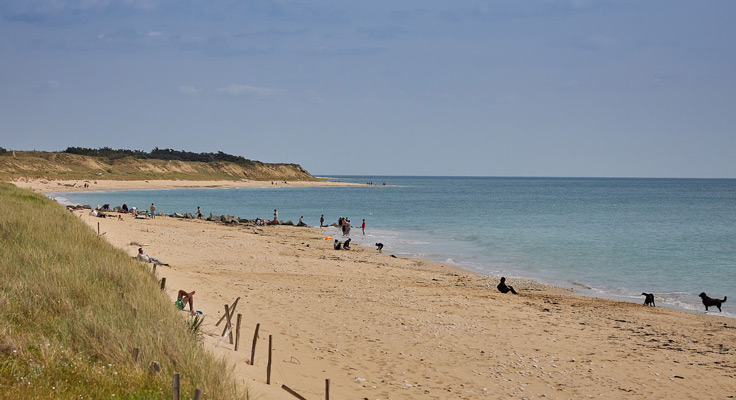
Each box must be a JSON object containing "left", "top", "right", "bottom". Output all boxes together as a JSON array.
[
  {"left": 66, "top": 207, "right": 736, "bottom": 400},
  {"left": 11, "top": 177, "right": 362, "bottom": 193}
]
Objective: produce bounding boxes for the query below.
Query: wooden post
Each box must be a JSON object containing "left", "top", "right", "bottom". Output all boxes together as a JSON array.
[
  {"left": 133, "top": 347, "right": 140, "bottom": 363},
  {"left": 250, "top": 323, "right": 260, "bottom": 365},
  {"left": 152, "top": 263, "right": 157, "bottom": 274},
  {"left": 325, "top": 379, "right": 330, "bottom": 400},
  {"left": 193, "top": 389, "right": 202, "bottom": 400},
  {"left": 215, "top": 297, "right": 240, "bottom": 326},
  {"left": 235, "top": 314, "right": 242, "bottom": 351},
  {"left": 219, "top": 304, "right": 235, "bottom": 344},
  {"left": 267, "top": 335, "right": 273, "bottom": 384},
  {"left": 160, "top": 277, "right": 166, "bottom": 290},
  {"left": 98, "top": 222, "right": 100, "bottom": 235},
  {"left": 281, "top": 385, "right": 308, "bottom": 400},
  {"left": 172, "top": 373, "right": 180, "bottom": 400}
]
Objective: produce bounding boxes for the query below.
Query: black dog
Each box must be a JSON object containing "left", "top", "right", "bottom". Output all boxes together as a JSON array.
[
  {"left": 375, "top": 243, "right": 384, "bottom": 253},
  {"left": 699, "top": 292, "right": 727, "bottom": 312},
  {"left": 642, "top": 292, "right": 655, "bottom": 307}
]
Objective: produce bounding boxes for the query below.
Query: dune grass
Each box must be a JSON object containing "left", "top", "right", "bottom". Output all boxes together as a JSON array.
[{"left": 0, "top": 183, "right": 242, "bottom": 399}]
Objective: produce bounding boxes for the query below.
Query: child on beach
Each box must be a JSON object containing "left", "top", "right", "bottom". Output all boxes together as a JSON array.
[
  {"left": 497, "top": 277, "right": 518, "bottom": 295},
  {"left": 334, "top": 239, "right": 342, "bottom": 250}
]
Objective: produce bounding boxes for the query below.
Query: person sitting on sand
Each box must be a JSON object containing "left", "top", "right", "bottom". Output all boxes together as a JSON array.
[
  {"left": 176, "top": 290, "right": 197, "bottom": 315},
  {"left": 122, "top": 203, "right": 129, "bottom": 213},
  {"left": 343, "top": 238, "right": 351, "bottom": 250},
  {"left": 497, "top": 277, "right": 518, "bottom": 295},
  {"left": 334, "top": 239, "right": 342, "bottom": 250},
  {"left": 137, "top": 247, "right": 169, "bottom": 266}
]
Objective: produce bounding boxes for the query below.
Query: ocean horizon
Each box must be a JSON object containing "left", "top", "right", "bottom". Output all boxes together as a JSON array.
[{"left": 49, "top": 176, "right": 736, "bottom": 317}]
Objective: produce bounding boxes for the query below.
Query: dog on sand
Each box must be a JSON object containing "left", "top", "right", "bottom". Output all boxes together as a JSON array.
[
  {"left": 642, "top": 292, "right": 655, "bottom": 307},
  {"left": 699, "top": 292, "right": 727, "bottom": 312}
]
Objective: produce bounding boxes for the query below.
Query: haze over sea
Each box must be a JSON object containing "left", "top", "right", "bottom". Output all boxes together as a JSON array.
[{"left": 52, "top": 176, "right": 735, "bottom": 316}]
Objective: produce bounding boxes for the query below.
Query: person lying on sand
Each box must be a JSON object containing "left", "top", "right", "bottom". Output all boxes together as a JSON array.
[
  {"left": 497, "top": 277, "right": 518, "bottom": 295},
  {"left": 176, "top": 290, "right": 197, "bottom": 315},
  {"left": 137, "top": 247, "right": 169, "bottom": 266}
]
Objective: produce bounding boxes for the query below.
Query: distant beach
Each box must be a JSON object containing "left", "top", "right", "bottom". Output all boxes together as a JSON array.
[{"left": 13, "top": 177, "right": 364, "bottom": 193}]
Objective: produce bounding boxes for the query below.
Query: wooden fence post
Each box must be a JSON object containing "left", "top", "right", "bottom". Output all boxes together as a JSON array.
[
  {"left": 325, "top": 379, "right": 330, "bottom": 400},
  {"left": 267, "top": 335, "right": 273, "bottom": 384},
  {"left": 235, "top": 314, "right": 242, "bottom": 351},
  {"left": 281, "top": 385, "right": 308, "bottom": 400},
  {"left": 193, "top": 389, "right": 202, "bottom": 400},
  {"left": 98, "top": 222, "right": 100, "bottom": 235},
  {"left": 172, "top": 373, "right": 180, "bottom": 400},
  {"left": 152, "top": 263, "right": 157, "bottom": 274},
  {"left": 160, "top": 277, "right": 166, "bottom": 290},
  {"left": 250, "top": 323, "right": 260, "bottom": 365}
]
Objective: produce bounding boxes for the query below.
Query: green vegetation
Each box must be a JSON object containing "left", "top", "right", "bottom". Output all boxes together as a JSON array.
[
  {"left": 0, "top": 183, "right": 242, "bottom": 399},
  {"left": 0, "top": 149, "right": 318, "bottom": 182}
]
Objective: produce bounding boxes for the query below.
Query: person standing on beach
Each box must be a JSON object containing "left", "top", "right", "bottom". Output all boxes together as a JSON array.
[
  {"left": 197, "top": 206, "right": 202, "bottom": 219},
  {"left": 150, "top": 203, "right": 156, "bottom": 219},
  {"left": 361, "top": 219, "right": 366, "bottom": 235},
  {"left": 320, "top": 214, "right": 325, "bottom": 227}
]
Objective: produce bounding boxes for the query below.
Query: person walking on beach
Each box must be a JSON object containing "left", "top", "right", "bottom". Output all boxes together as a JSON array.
[
  {"left": 150, "top": 203, "right": 156, "bottom": 219},
  {"left": 320, "top": 214, "right": 325, "bottom": 227},
  {"left": 361, "top": 219, "right": 366, "bottom": 235},
  {"left": 497, "top": 277, "right": 518, "bottom": 295}
]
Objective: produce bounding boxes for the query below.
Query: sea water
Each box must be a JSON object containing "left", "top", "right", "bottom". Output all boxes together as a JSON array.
[{"left": 50, "top": 177, "right": 736, "bottom": 316}]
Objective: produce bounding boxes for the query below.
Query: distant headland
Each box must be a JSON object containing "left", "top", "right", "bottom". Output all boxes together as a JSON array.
[{"left": 0, "top": 147, "right": 317, "bottom": 182}]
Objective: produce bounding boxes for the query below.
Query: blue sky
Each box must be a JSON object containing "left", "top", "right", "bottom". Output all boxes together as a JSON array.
[{"left": 1, "top": 0, "right": 734, "bottom": 178}]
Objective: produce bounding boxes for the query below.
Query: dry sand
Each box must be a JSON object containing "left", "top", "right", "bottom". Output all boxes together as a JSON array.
[
  {"left": 66, "top": 208, "right": 736, "bottom": 400},
  {"left": 11, "top": 177, "right": 362, "bottom": 193}
]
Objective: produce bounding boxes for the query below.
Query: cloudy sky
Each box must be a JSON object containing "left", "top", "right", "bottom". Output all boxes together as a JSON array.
[{"left": 1, "top": 0, "right": 734, "bottom": 177}]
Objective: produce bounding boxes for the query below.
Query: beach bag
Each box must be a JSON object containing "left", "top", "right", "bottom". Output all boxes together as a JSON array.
[{"left": 175, "top": 298, "right": 185, "bottom": 310}]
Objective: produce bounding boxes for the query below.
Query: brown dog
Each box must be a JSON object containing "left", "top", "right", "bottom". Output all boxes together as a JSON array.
[{"left": 699, "top": 292, "right": 727, "bottom": 312}]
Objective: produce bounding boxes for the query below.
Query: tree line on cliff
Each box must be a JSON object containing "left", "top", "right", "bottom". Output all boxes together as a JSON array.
[{"left": 63, "top": 147, "right": 269, "bottom": 167}]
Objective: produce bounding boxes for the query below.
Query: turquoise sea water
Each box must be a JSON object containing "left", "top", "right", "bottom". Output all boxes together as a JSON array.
[{"left": 50, "top": 177, "right": 736, "bottom": 316}]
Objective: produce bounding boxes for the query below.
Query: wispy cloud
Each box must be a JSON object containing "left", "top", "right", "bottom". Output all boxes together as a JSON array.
[
  {"left": 217, "top": 84, "right": 284, "bottom": 98},
  {"left": 178, "top": 85, "right": 201, "bottom": 95}
]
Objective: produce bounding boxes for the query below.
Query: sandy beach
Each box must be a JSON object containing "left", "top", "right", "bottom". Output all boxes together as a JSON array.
[
  {"left": 62, "top": 201, "right": 736, "bottom": 399},
  {"left": 11, "top": 177, "right": 362, "bottom": 193}
]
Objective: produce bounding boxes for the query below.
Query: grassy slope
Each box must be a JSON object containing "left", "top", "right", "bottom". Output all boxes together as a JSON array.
[
  {"left": 0, "top": 151, "right": 318, "bottom": 181},
  {"left": 0, "top": 183, "right": 241, "bottom": 399}
]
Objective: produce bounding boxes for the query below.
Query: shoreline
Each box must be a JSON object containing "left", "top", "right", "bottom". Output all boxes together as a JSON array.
[
  {"left": 32, "top": 177, "right": 734, "bottom": 318},
  {"left": 10, "top": 177, "right": 366, "bottom": 193},
  {"left": 68, "top": 207, "right": 736, "bottom": 399}
]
